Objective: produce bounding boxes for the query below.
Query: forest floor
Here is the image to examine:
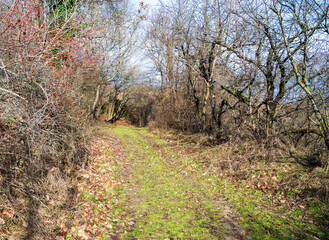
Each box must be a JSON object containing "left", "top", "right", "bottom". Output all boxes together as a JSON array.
[{"left": 66, "top": 122, "right": 329, "bottom": 240}]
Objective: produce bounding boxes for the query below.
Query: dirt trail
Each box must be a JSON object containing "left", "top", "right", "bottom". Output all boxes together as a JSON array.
[
  {"left": 110, "top": 126, "right": 246, "bottom": 239},
  {"left": 67, "top": 124, "right": 246, "bottom": 239},
  {"left": 68, "top": 123, "right": 329, "bottom": 240}
]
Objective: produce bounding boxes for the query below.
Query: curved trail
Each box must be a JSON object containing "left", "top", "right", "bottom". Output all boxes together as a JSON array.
[
  {"left": 110, "top": 126, "right": 245, "bottom": 239},
  {"left": 68, "top": 124, "right": 329, "bottom": 240}
]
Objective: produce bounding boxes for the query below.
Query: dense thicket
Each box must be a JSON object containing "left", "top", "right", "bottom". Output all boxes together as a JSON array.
[{"left": 0, "top": 0, "right": 131, "bottom": 238}]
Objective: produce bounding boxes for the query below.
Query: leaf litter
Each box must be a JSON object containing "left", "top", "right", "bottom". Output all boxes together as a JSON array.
[{"left": 66, "top": 126, "right": 125, "bottom": 239}]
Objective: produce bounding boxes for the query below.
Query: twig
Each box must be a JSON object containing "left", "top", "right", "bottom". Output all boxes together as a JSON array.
[
  {"left": 4, "top": 180, "right": 51, "bottom": 211},
  {"left": 0, "top": 87, "right": 28, "bottom": 103}
]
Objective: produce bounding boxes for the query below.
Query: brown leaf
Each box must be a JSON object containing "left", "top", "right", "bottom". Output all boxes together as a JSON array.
[
  {"left": 3, "top": 209, "right": 15, "bottom": 218},
  {"left": 94, "top": 231, "right": 102, "bottom": 237},
  {"left": 77, "top": 227, "right": 90, "bottom": 240},
  {"left": 85, "top": 225, "right": 93, "bottom": 233},
  {"left": 23, "top": 221, "right": 28, "bottom": 228}
]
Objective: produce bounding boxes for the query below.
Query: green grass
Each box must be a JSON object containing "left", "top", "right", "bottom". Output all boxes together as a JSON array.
[
  {"left": 131, "top": 127, "right": 329, "bottom": 240},
  {"left": 109, "top": 126, "right": 226, "bottom": 239},
  {"left": 101, "top": 126, "right": 329, "bottom": 240}
]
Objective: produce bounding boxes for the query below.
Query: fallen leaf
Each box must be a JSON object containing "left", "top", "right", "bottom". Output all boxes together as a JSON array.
[
  {"left": 3, "top": 209, "right": 15, "bottom": 218},
  {"left": 77, "top": 227, "right": 90, "bottom": 240},
  {"left": 23, "top": 221, "right": 28, "bottom": 228}
]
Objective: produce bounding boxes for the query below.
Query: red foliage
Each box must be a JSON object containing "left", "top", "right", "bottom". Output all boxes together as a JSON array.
[
  {"left": 0, "top": 0, "right": 102, "bottom": 126},
  {"left": 0, "top": 1, "right": 103, "bottom": 237}
]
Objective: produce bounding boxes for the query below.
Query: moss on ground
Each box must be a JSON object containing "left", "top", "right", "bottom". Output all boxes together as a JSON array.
[{"left": 110, "top": 126, "right": 227, "bottom": 239}]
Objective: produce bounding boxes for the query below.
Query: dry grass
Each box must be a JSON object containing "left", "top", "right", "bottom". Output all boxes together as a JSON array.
[{"left": 150, "top": 127, "right": 329, "bottom": 202}]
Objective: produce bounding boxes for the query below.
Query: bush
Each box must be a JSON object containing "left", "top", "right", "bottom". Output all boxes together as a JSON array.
[{"left": 0, "top": 1, "right": 101, "bottom": 238}]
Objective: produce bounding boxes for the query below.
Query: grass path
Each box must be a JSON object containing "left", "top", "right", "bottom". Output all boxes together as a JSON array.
[
  {"left": 108, "top": 126, "right": 245, "bottom": 239},
  {"left": 68, "top": 124, "right": 328, "bottom": 240}
]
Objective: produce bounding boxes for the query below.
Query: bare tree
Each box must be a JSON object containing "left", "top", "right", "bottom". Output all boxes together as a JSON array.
[
  {"left": 146, "top": 0, "right": 234, "bottom": 132},
  {"left": 88, "top": 0, "right": 144, "bottom": 121},
  {"left": 270, "top": 0, "right": 329, "bottom": 150}
]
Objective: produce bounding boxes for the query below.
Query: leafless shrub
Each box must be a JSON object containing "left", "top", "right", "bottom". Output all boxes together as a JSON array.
[
  {"left": 145, "top": 88, "right": 201, "bottom": 132},
  {"left": 0, "top": 1, "right": 98, "bottom": 238}
]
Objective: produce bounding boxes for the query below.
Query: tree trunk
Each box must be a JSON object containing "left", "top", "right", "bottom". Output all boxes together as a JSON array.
[
  {"left": 201, "top": 83, "right": 210, "bottom": 132},
  {"left": 91, "top": 84, "right": 101, "bottom": 119},
  {"left": 324, "top": 131, "right": 329, "bottom": 151},
  {"left": 265, "top": 105, "right": 275, "bottom": 139},
  {"left": 107, "top": 102, "right": 115, "bottom": 122}
]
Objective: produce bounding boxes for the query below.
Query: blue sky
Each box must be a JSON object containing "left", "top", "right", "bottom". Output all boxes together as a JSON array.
[{"left": 128, "top": 0, "right": 169, "bottom": 83}]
